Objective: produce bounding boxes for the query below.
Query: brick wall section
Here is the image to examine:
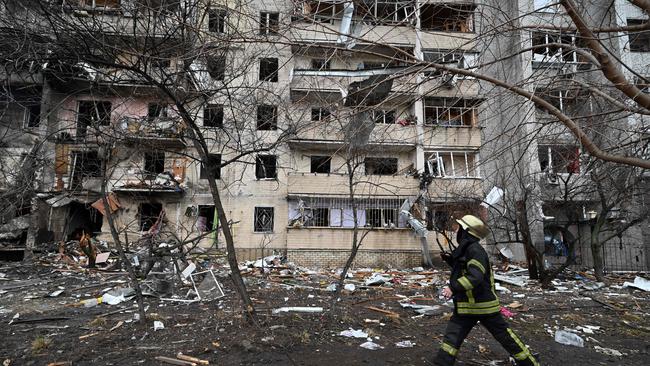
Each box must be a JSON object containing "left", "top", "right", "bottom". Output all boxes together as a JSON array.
[{"left": 287, "top": 249, "right": 439, "bottom": 268}]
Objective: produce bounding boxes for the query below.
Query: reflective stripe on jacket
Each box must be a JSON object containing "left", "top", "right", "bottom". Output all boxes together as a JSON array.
[{"left": 449, "top": 238, "right": 500, "bottom": 316}]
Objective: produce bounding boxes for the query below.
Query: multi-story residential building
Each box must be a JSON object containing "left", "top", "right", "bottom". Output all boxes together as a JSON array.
[
  {"left": 3, "top": 0, "right": 645, "bottom": 271},
  {"left": 480, "top": 0, "right": 650, "bottom": 272},
  {"left": 1, "top": 0, "right": 485, "bottom": 267}
]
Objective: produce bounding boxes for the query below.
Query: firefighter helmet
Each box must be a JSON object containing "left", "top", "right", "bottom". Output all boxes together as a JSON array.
[{"left": 456, "top": 215, "right": 489, "bottom": 239}]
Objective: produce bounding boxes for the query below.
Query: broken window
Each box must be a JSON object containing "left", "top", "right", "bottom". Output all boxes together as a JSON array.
[
  {"left": 77, "top": 101, "right": 111, "bottom": 139},
  {"left": 207, "top": 56, "right": 226, "bottom": 80},
  {"left": 366, "top": 208, "right": 397, "bottom": 228},
  {"left": 197, "top": 205, "right": 216, "bottom": 233},
  {"left": 311, "top": 107, "right": 331, "bottom": 121},
  {"left": 259, "top": 58, "right": 279, "bottom": 82},
  {"left": 426, "top": 151, "right": 479, "bottom": 178},
  {"left": 422, "top": 50, "right": 479, "bottom": 75},
  {"left": 371, "top": 109, "right": 395, "bottom": 124},
  {"left": 534, "top": 88, "right": 587, "bottom": 113},
  {"left": 627, "top": 19, "right": 650, "bottom": 52},
  {"left": 305, "top": 207, "right": 329, "bottom": 227},
  {"left": 255, "top": 155, "right": 277, "bottom": 179},
  {"left": 25, "top": 104, "right": 40, "bottom": 128},
  {"left": 138, "top": 203, "right": 162, "bottom": 232},
  {"left": 538, "top": 145, "right": 580, "bottom": 174},
  {"left": 260, "top": 12, "right": 280, "bottom": 35},
  {"left": 204, "top": 104, "right": 223, "bottom": 127},
  {"left": 311, "top": 58, "right": 331, "bottom": 70},
  {"left": 200, "top": 153, "right": 221, "bottom": 179},
  {"left": 147, "top": 103, "right": 168, "bottom": 120},
  {"left": 420, "top": 4, "right": 474, "bottom": 32},
  {"left": 531, "top": 32, "right": 578, "bottom": 63},
  {"left": 295, "top": 1, "right": 346, "bottom": 23},
  {"left": 70, "top": 150, "right": 102, "bottom": 189},
  {"left": 257, "top": 105, "right": 277, "bottom": 130},
  {"left": 254, "top": 207, "right": 274, "bottom": 232},
  {"left": 144, "top": 151, "right": 165, "bottom": 177},
  {"left": 424, "top": 98, "right": 478, "bottom": 126},
  {"left": 365, "top": 157, "right": 398, "bottom": 175},
  {"left": 310, "top": 155, "right": 331, "bottom": 173},
  {"left": 209, "top": 8, "right": 227, "bottom": 33}
]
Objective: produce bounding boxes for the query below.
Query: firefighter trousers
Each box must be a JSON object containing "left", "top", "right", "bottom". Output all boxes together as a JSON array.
[{"left": 433, "top": 313, "right": 540, "bottom": 366}]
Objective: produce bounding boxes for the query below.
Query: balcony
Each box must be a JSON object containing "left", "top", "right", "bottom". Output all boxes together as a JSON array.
[
  {"left": 290, "top": 119, "right": 419, "bottom": 149},
  {"left": 425, "top": 177, "right": 482, "bottom": 199},
  {"left": 289, "top": 20, "right": 417, "bottom": 46},
  {"left": 287, "top": 226, "right": 422, "bottom": 250},
  {"left": 290, "top": 69, "right": 418, "bottom": 103},
  {"left": 287, "top": 173, "right": 420, "bottom": 197},
  {"left": 117, "top": 116, "right": 187, "bottom": 148},
  {"left": 420, "top": 126, "right": 481, "bottom": 148}
]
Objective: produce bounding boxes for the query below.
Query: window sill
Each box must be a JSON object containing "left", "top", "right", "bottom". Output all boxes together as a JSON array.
[{"left": 256, "top": 178, "right": 278, "bottom": 181}]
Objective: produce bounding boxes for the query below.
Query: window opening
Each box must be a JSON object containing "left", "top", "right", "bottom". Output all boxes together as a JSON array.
[
  {"left": 204, "top": 104, "right": 224, "bottom": 127},
  {"left": 209, "top": 8, "right": 227, "bottom": 33},
  {"left": 259, "top": 58, "right": 279, "bottom": 82},
  {"left": 311, "top": 107, "right": 331, "bottom": 121},
  {"left": 365, "top": 157, "right": 398, "bottom": 175},
  {"left": 310, "top": 155, "right": 331, "bottom": 173},
  {"left": 144, "top": 151, "right": 165, "bottom": 177},
  {"left": 627, "top": 19, "right": 650, "bottom": 52},
  {"left": 207, "top": 56, "right": 226, "bottom": 80},
  {"left": 260, "top": 12, "right": 280, "bottom": 35},
  {"left": 256, "top": 155, "right": 277, "bottom": 179},
  {"left": 254, "top": 207, "right": 274, "bottom": 232},
  {"left": 257, "top": 105, "right": 278, "bottom": 130},
  {"left": 77, "top": 100, "right": 111, "bottom": 139},
  {"left": 138, "top": 203, "right": 162, "bottom": 232},
  {"left": 200, "top": 153, "right": 222, "bottom": 179}
]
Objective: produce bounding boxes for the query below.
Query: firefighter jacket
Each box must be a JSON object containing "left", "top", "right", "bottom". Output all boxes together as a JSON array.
[{"left": 447, "top": 235, "right": 500, "bottom": 316}]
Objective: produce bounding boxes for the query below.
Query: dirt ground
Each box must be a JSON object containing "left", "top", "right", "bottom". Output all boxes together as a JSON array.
[{"left": 1, "top": 258, "right": 649, "bottom": 366}]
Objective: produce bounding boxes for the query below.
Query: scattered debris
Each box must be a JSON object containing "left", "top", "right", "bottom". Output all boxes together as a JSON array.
[
  {"left": 365, "top": 273, "right": 391, "bottom": 286},
  {"left": 154, "top": 321, "right": 165, "bottom": 331},
  {"left": 344, "top": 283, "right": 356, "bottom": 292},
  {"left": 272, "top": 307, "right": 323, "bottom": 314},
  {"left": 395, "top": 340, "right": 415, "bottom": 348},
  {"left": 359, "top": 341, "right": 384, "bottom": 350},
  {"left": 554, "top": 330, "right": 584, "bottom": 347},
  {"left": 154, "top": 356, "right": 197, "bottom": 366},
  {"left": 339, "top": 329, "right": 369, "bottom": 338},
  {"left": 622, "top": 276, "right": 650, "bottom": 292},
  {"left": 176, "top": 353, "right": 209, "bottom": 365},
  {"left": 594, "top": 346, "right": 624, "bottom": 357}
]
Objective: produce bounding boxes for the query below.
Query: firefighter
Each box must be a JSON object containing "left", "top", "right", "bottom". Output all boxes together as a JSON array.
[{"left": 433, "top": 215, "right": 539, "bottom": 366}]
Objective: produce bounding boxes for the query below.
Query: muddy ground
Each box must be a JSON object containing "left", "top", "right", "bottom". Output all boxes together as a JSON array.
[{"left": 1, "top": 259, "right": 649, "bottom": 366}]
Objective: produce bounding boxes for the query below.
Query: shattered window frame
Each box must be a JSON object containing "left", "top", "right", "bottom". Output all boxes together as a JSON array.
[
  {"left": 208, "top": 7, "right": 228, "bottom": 34},
  {"left": 24, "top": 103, "right": 41, "bottom": 128},
  {"left": 206, "top": 56, "right": 226, "bottom": 80},
  {"left": 538, "top": 145, "right": 581, "bottom": 174},
  {"left": 311, "top": 58, "right": 331, "bottom": 70},
  {"left": 260, "top": 11, "right": 280, "bottom": 35},
  {"left": 531, "top": 31, "right": 578, "bottom": 63},
  {"left": 311, "top": 107, "right": 332, "bottom": 121},
  {"left": 364, "top": 157, "right": 398, "bottom": 175},
  {"left": 254, "top": 206, "right": 274, "bottom": 232},
  {"left": 200, "top": 153, "right": 222, "bottom": 180},
  {"left": 77, "top": 100, "right": 112, "bottom": 139},
  {"left": 420, "top": 3, "right": 475, "bottom": 32},
  {"left": 310, "top": 155, "right": 331, "bottom": 173},
  {"left": 204, "top": 104, "right": 224, "bottom": 128},
  {"left": 259, "top": 57, "right": 279, "bottom": 82},
  {"left": 143, "top": 150, "right": 165, "bottom": 178},
  {"left": 305, "top": 207, "right": 330, "bottom": 227},
  {"left": 627, "top": 19, "right": 650, "bottom": 52},
  {"left": 371, "top": 109, "right": 396, "bottom": 124},
  {"left": 426, "top": 151, "right": 480, "bottom": 178},
  {"left": 197, "top": 205, "right": 217, "bottom": 233},
  {"left": 255, "top": 154, "right": 278, "bottom": 179},
  {"left": 366, "top": 208, "right": 397, "bottom": 228},
  {"left": 423, "top": 98, "right": 477, "bottom": 127},
  {"left": 256, "top": 104, "right": 278, "bottom": 130}
]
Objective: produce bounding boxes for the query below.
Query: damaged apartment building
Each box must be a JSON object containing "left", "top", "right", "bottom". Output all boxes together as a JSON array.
[
  {"left": 3, "top": 1, "right": 646, "bottom": 270},
  {"left": 1, "top": 0, "right": 484, "bottom": 267},
  {"left": 479, "top": 0, "right": 650, "bottom": 272}
]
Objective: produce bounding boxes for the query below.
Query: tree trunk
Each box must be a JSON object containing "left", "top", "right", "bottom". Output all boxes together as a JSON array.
[{"left": 591, "top": 223, "right": 605, "bottom": 282}]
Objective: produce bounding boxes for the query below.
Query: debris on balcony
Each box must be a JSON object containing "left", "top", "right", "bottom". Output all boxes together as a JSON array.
[{"left": 118, "top": 116, "right": 185, "bottom": 139}]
